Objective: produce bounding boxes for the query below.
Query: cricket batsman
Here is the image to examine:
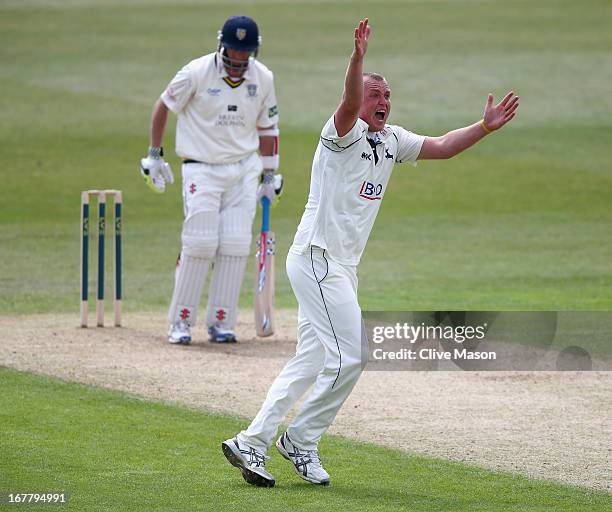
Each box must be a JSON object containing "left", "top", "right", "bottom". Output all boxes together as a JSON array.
[
  {"left": 222, "top": 18, "right": 519, "bottom": 486},
  {"left": 140, "top": 16, "right": 282, "bottom": 344}
]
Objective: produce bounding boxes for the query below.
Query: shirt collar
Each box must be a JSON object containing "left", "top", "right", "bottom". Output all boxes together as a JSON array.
[
  {"left": 367, "top": 127, "right": 391, "bottom": 144},
  {"left": 367, "top": 131, "right": 382, "bottom": 144}
]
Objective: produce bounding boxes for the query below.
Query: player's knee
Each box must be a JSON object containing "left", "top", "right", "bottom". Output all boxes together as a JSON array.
[
  {"left": 323, "top": 337, "right": 364, "bottom": 376},
  {"left": 218, "top": 207, "right": 253, "bottom": 256},
  {"left": 181, "top": 211, "right": 219, "bottom": 259},
  {"left": 218, "top": 234, "right": 251, "bottom": 256}
]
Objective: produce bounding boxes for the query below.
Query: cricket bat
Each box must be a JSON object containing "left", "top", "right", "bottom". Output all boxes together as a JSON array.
[{"left": 254, "top": 196, "right": 275, "bottom": 337}]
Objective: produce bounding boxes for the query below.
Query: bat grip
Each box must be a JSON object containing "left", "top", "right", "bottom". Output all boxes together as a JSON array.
[{"left": 261, "top": 196, "right": 270, "bottom": 232}]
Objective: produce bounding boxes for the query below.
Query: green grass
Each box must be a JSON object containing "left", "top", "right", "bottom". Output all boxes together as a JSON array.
[
  {"left": 1, "top": 0, "right": 611, "bottom": 314},
  {"left": 1, "top": 367, "right": 610, "bottom": 511}
]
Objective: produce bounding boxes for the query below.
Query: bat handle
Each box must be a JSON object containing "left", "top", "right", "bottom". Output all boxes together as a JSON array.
[{"left": 261, "top": 196, "right": 270, "bottom": 232}]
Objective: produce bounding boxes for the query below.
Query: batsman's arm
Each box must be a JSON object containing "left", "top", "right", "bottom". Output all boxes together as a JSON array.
[
  {"left": 257, "top": 74, "right": 280, "bottom": 170},
  {"left": 258, "top": 127, "right": 278, "bottom": 164},
  {"left": 140, "top": 98, "right": 173, "bottom": 193},
  {"left": 335, "top": 18, "right": 370, "bottom": 137},
  {"left": 150, "top": 98, "right": 169, "bottom": 148},
  {"left": 257, "top": 125, "right": 282, "bottom": 204},
  {"left": 418, "top": 91, "right": 519, "bottom": 160}
]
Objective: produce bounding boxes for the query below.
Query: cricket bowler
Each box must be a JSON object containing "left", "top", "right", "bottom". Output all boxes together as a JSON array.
[
  {"left": 222, "top": 18, "right": 519, "bottom": 487},
  {"left": 140, "top": 16, "right": 282, "bottom": 344}
]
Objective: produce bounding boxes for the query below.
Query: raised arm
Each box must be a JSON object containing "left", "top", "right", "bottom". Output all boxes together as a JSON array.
[
  {"left": 418, "top": 91, "right": 519, "bottom": 160},
  {"left": 334, "top": 18, "right": 371, "bottom": 137}
]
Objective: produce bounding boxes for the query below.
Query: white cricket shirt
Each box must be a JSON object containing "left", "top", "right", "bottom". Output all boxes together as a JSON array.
[
  {"left": 161, "top": 53, "right": 279, "bottom": 164},
  {"left": 290, "top": 116, "right": 425, "bottom": 266}
]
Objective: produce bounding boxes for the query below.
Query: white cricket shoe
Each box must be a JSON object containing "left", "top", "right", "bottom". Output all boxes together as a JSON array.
[
  {"left": 276, "top": 432, "right": 330, "bottom": 485},
  {"left": 208, "top": 325, "right": 237, "bottom": 343},
  {"left": 222, "top": 437, "right": 275, "bottom": 488},
  {"left": 168, "top": 321, "right": 192, "bottom": 344}
]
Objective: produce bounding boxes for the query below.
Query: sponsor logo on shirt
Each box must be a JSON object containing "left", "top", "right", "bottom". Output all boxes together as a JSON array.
[
  {"left": 207, "top": 88, "right": 221, "bottom": 96},
  {"left": 227, "top": 105, "right": 238, "bottom": 112},
  {"left": 216, "top": 113, "right": 246, "bottom": 127},
  {"left": 385, "top": 148, "right": 394, "bottom": 159},
  {"left": 359, "top": 180, "right": 383, "bottom": 200},
  {"left": 268, "top": 105, "right": 278, "bottom": 118},
  {"left": 247, "top": 83, "right": 258, "bottom": 97},
  {"left": 361, "top": 152, "right": 372, "bottom": 161}
]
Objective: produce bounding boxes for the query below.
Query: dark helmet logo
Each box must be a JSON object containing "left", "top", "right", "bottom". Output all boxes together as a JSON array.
[{"left": 236, "top": 28, "right": 246, "bottom": 40}]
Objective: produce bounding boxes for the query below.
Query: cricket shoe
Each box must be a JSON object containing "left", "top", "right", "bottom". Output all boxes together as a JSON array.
[
  {"left": 208, "top": 325, "right": 237, "bottom": 343},
  {"left": 276, "top": 432, "right": 330, "bottom": 485},
  {"left": 168, "top": 321, "right": 192, "bottom": 344},
  {"left": 222, "top": 437, "right": 275, "bottom": 488}
]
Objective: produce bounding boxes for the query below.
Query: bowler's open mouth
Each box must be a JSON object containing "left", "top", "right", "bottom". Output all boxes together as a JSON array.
[{"left": 375, "top": 110, "right": 386, "bottom": 120}]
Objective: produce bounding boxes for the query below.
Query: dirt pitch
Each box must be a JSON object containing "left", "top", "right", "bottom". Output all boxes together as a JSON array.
[{"left": 1, "top": 311, "right": 610, "bottom": 492}]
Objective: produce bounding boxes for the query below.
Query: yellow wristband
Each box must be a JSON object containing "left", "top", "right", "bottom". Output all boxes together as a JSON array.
[{"left": 481, "top": 119, "right": 492, "bottom": 134}]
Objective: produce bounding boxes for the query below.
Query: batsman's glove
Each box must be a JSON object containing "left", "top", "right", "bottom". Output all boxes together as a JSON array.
[
  {"left": 256, "top": 171, "right": 283, "bottom": 206},
  {"left": 140, "top": 146, "right": 174, "bottom": 193}
]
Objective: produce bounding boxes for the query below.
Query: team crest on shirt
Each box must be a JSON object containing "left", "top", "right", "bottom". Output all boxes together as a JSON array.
[
  {"left": 247, "top": 83, "right": 258, "bottom": 97},
  {"left": 359, "top": 180, "right": 383, "bottom": 200},
  {"left": 236, "top": 28, "right": 247, "bottom": 40}
]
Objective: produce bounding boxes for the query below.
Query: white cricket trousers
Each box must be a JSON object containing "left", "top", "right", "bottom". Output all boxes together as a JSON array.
[{"left": 238, "top": 246, "right": 365, "bottom": 452}]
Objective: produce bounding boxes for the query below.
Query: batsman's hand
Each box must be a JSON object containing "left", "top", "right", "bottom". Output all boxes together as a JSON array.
[
  {"left": 483, "top": 91, "right": 520, "bottom": 132},
  {"left": 257, "top": 172, "right": 283, "bottom": 206},
  {"left": 140, "top": 151, "right": 174, "bottom": 193}
]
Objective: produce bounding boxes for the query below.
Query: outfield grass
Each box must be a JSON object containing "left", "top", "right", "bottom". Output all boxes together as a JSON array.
[
  {"left": 1, "top": 0, "right": 611, "bottom": 314},
  {"left": 1, "top": 367, "right": 610, "bottom": 511}
]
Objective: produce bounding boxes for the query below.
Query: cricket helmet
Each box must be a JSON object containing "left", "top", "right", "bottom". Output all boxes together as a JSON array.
[{"left": 217, "top": 16, "right": 261, "bottom": 74}]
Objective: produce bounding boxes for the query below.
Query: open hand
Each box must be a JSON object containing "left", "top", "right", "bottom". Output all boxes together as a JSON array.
[
  {"left": 353, "top": 18, "right": 371, "bottom": 59},
  {"left": 483, "top": 91, "right": 519, "bottom": 131}
]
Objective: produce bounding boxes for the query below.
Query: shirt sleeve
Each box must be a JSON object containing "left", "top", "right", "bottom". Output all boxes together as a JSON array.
[
  {"left": 160, "top": 62, "right": 196, "bottom": 114},
  {"left": 256, "top": 73, "right": 279, "bottom": 128},
  {"left": 320, "top": 116, "right": 367, "bottom": 152},
  {"left": 394, "top": 126, "right": 426, "bottom": 166}
]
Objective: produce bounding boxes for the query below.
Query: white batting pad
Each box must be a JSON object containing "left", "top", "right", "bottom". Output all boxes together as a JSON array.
[
  {"left": 205, "top": 254, "right": 248, "bottom": 330},
  {"left": 167, "top": 252, "right": 210, "bottom": 327},
  {"left": 168, "top": 211, "right": 219, "bottom": 326},
  {"left": 205, "top": 205, "right": 253, "bottom": 329},
  {"left": 217, "top": 206, "right": 252, "bottom": 257},
  {"left": 181, "top": 210, "right": 219, "bottom": 259}
]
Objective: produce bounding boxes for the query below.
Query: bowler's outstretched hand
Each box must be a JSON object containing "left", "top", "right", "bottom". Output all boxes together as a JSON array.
[
  {"left": 483, "top": 91, "right": 519, "bottom": 131},
  {"left": 353, "top": 18, "right": 370, "bottom": 59}
]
